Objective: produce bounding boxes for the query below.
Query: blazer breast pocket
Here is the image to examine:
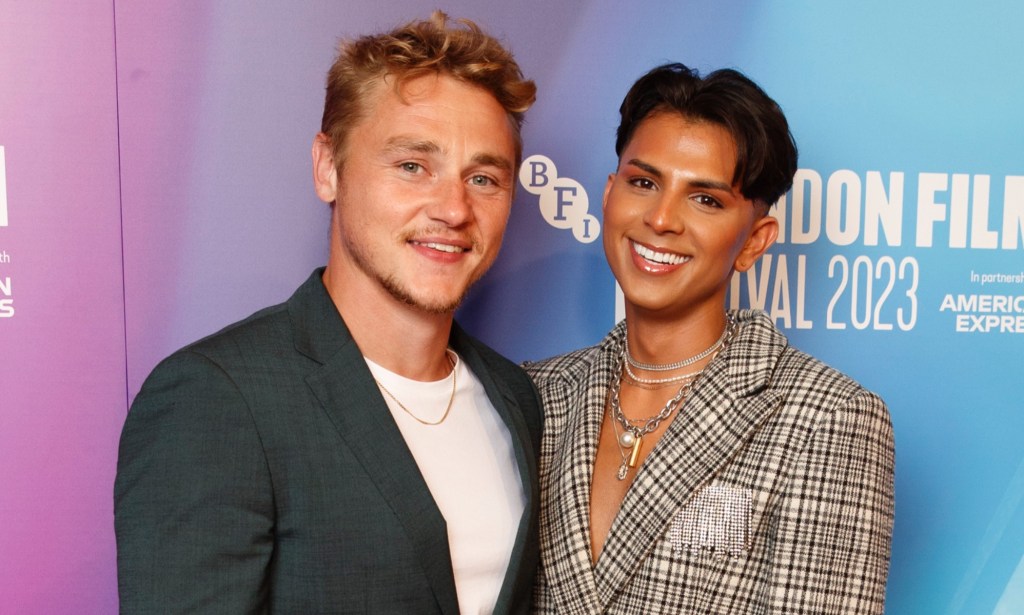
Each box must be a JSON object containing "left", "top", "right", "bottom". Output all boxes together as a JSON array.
[{"left": 669, "top": 484, "right": 752, "bottom": 560}]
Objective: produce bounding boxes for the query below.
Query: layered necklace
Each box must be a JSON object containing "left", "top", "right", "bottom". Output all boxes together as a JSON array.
[{"left": 609, "top": 314, "right": 736, "bottom": 480}]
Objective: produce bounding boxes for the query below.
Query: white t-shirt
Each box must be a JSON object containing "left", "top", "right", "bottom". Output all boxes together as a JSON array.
[{"left": 366, "top": 352, "right": 526, "bottom": 615}]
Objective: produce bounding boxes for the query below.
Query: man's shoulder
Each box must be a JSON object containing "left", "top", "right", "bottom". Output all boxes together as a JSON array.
[
  {"left": 158, "top": 269, "right": 329, "bottom": 373},
  {"left": 521, "top": 343, "right": 608, "bottom": 393},
  {"left": 135, "top": 270, "right": 334, "bottom": 403},
  {"left": 738, "top": 310, "right": 887, "bottom": 416},
  {"left": 184, "top": 301, "right": 292, "bottom": 361},
  {"left": 521, "top": 322, "right": 622, "bottom": 388},
  {"left": 133, "top": 300, "right": 296, "bottom": 403}
]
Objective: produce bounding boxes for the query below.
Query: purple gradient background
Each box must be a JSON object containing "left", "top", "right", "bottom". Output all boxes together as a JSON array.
[
  {"left": 2, "top": 1, "right": 1022, "bottom": 613},
  {"left": 0, "top": 3, "right": 123, "bottom": 612}
]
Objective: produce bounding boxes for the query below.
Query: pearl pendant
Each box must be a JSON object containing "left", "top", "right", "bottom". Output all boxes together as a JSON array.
[{"left": 618, "top": 430, "right": 636, "bottom": 448}]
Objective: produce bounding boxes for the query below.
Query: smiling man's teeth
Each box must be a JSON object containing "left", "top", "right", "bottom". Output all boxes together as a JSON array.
[
  {"left": 632, "top": 241, "right": 688, "bottom": 265},
  {"left": 415, "top": 241, "right": 466, "bottom": 253}
]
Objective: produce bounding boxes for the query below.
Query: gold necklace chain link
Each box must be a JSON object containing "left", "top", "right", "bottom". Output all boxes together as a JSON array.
[{"left": 375, "top": 350, "right": 457, "bottom": 426}]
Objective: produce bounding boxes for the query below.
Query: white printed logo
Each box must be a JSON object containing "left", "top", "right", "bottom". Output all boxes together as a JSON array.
[
  {"left": 0, "top": 276, "right": 12, "bottom": 318},
  {"left": 0, "top": 146, "right": 8, "bottom": 227},
  {"left": 0, "top": 145, "right": 12, "bottom": 318},
  {"left": 519, "top": 154, "right": 600, "bottom": 244}
]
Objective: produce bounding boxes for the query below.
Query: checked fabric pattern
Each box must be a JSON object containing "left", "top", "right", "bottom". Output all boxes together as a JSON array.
[{"left": 524, "top": 310, "right": 895, "bottom": 614}]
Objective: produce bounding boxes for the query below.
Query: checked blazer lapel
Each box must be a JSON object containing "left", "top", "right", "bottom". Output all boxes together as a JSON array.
[
  {"left": 288, "top": 271, "right": 461, "bottom": 615},
  {"left": 593, "top": 315, "right": 786, "bottom": 606},
  {"left": 540, "top": 332, "right": 623, "bottom": 612}
]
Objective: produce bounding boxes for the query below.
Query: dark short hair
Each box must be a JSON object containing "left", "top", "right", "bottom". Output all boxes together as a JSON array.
[
  {"left": 615, "top": 62, "right": 798, "bottom": 206},
  {"left": 321, "top": 11, "right": 536, "bottom": 168}
]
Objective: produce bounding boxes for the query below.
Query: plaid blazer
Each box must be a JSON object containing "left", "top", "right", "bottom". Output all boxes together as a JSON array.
[{"left": 524, "top": 310, "right": 894, "bottom": 614}]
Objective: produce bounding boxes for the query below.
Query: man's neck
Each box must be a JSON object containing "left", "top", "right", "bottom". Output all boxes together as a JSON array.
[
  {"left": 322, "top": 267, "right": 455, "bottom": 381},
  {"left": 624, "top": 302, "right": 730, "bottom": 365}
]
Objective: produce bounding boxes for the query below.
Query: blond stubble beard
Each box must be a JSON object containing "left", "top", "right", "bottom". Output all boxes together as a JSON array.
[{"left": 340, "top": 223, "right": 488, "bottom": 316}]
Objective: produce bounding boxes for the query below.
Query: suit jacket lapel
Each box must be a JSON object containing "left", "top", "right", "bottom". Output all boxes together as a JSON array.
[
  {"left": 450, "top": 323, "right": 536, "bottom": 509},
  {"left": 593, "top": 314, "right": 786, "bottom": 606},
  {"left": 288, "top": 270, "right": 460, "bottom": 615},
  {"left": 449, "top": 324, "right": 538, "bottom": 613}
]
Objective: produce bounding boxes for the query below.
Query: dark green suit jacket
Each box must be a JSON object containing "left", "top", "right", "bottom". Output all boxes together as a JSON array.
[{"left": 115, "top": 269, "right": 543, "bottom": 614}]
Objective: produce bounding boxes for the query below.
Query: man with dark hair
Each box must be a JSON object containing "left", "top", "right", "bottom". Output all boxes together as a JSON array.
[
  {"left": 115, "top": 12, "right": 542, "bottom": 613},
  {"left": 527, "top": 63, "right": 894, "bottom": 613}
]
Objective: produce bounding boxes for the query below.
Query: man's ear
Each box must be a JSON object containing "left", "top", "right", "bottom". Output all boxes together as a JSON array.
[
  {"left": 601, "top": 173, "right": 615, "bottom": 213},
  {"left": 312, "top": 133, "right": 338, "bottom": 204},
  {"left": 734, "top": 214, "right": 779, "bottom": 272}
]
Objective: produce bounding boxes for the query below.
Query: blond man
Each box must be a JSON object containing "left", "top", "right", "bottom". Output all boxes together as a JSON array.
[{"left": 115, "top": 13, "right": 541, "bottom": 613}]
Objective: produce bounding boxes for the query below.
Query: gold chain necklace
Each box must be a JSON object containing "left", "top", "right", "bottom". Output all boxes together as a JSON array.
[{"left": 375, "top": 350, "right": 457, "bottom": 426}]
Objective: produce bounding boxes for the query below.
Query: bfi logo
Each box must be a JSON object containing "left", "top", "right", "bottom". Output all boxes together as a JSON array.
[
  {"left": 519, "top": 154, "right": 600, "bottom": 244},
  {"left": 0, "top": 146, "right": 7, "bottom": 227}
]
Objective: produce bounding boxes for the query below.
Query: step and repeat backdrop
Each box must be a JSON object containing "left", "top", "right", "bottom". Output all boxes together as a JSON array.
[{"left": 2, "top": 1, "right": 1021, "bottom": 612}]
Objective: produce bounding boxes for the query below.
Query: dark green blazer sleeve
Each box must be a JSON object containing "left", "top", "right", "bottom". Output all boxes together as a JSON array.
[{"left": 115, "top": 350, "right": 275, "bottom": 613}]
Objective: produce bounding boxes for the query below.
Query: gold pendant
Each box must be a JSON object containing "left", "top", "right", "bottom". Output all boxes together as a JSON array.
[{"left": 628, "top": 434, "right": 643, "bottom": 467}]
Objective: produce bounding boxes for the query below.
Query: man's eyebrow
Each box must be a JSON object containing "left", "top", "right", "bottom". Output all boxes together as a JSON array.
[
  {"left": 625, "top": 158, "right": 735, "bottom": 192},
  {"left": 383, "top": 138, "right": 512, "bottom": 173},
  {"left": 689, "top": 178, "right": 735, "bottom": 192},
  {"left": 625, "top": 158, "right": 663, "bottom": 179},
  {"left": 384, "top": 137, "right": 442, "bottom": 155},
  {"left": 472, "top": 152, "right": 514, "bottom": 173}
]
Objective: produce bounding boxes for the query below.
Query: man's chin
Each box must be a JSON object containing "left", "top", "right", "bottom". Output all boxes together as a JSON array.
[
  {"left": 383, "top": 280, "right": 466, "bottom": 315},
  {"left": 405, "top": 295, "right": 464, "bottom": 315}
]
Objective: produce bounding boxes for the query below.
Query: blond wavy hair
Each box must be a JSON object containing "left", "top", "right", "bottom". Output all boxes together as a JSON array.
[{"left": 320, "top": 11, "right": 536, "bottom": 167}]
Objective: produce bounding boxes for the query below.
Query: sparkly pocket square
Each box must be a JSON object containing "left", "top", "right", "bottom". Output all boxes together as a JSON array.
[{"left": 670, "top": 484, "right": 752, "bottom": 559}]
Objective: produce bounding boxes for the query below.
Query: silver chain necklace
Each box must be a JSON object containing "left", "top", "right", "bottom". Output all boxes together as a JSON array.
[
  {"left": 608, "top": 357, "right": 699, "bottom": 480},
  {"left": 622, "top": 358, "right": 704, "bottom": 386},
  {"left": 609, "top": 315, "right": 738, "bottom": 480},
  {"left": 624, "top": 313, "right": 733, "bottom": 372}
]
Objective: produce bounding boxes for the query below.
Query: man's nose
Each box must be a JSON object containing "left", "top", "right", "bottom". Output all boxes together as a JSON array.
[
  {"left": 643, "top": 197, "right": 685, "bottom": 234},
  {"left": 426, "top": 177, "right": 473, "bottom": 226}
]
